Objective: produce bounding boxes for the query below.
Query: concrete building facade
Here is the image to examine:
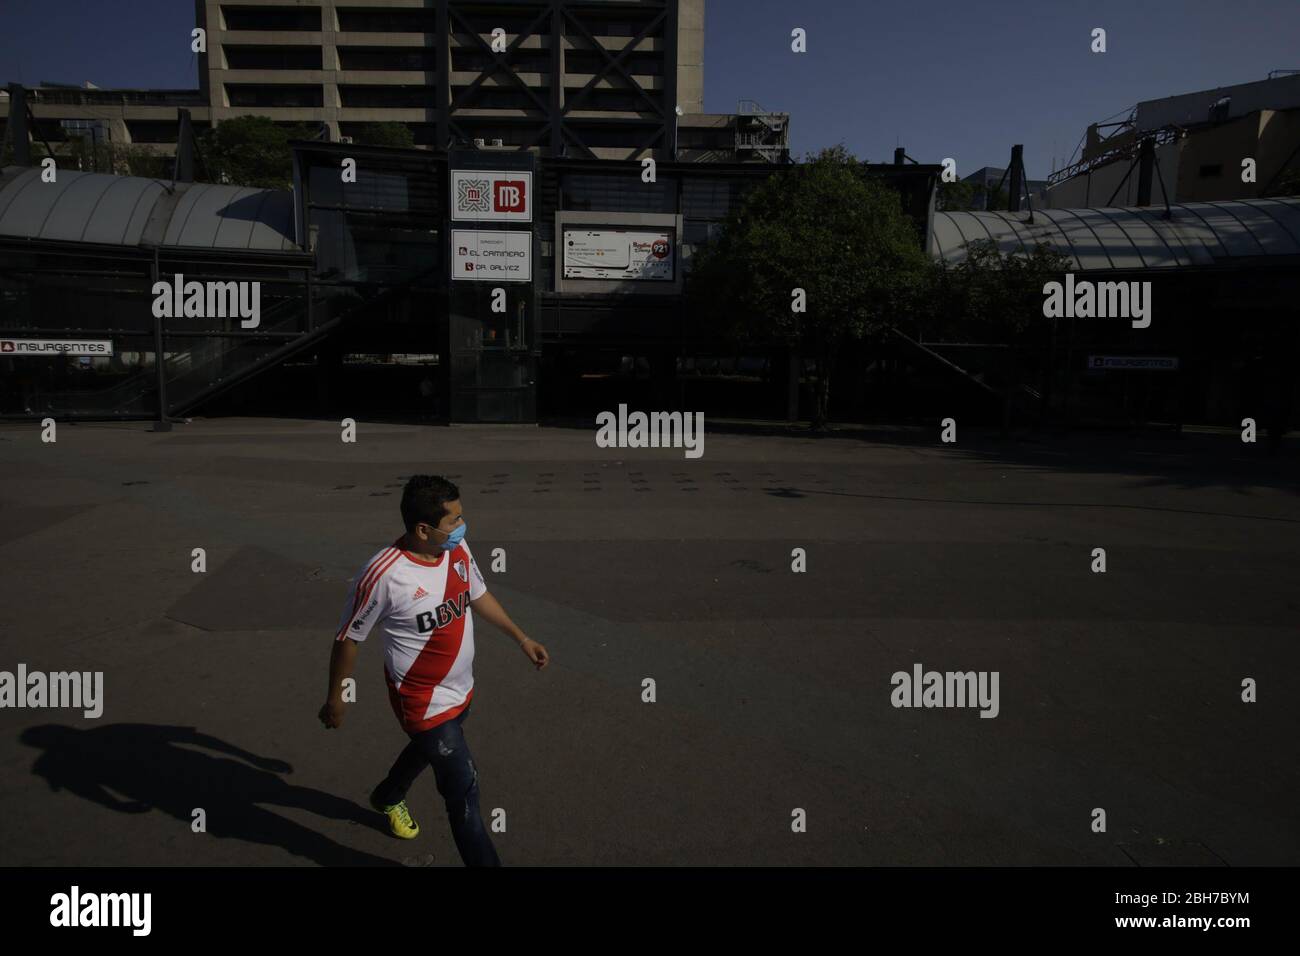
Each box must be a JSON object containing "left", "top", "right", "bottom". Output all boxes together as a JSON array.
[
  {"left": 2, "top": 1, "right": 787, "bottom": 165},
  {"left": 1047, "top": 73, "right": 1300, "bottom": 208}
]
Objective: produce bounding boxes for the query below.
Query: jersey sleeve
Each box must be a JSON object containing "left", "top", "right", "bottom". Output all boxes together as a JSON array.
[
  {"left": 334, "top": 550, "right": 397, "bottom": 642},
  {"left": 464, "top": 541, "right": 488, "bottom": 601}
]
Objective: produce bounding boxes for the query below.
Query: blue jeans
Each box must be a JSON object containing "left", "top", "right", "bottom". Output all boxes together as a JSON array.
[{"left": 373, "top": 706, "right": 501, "bottom": 867}]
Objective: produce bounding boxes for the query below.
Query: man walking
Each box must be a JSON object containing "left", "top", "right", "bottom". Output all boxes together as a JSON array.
[{"left": 319, "top": 475, "right": 549, "bottom": 866}]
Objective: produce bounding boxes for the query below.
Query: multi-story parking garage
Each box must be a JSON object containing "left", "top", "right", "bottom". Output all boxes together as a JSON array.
[
  {"left": 197, "top": 0, "right": 710, "bottom": 158},
  {"left": 0, "top": 0, "right": 789, "bottom": 165}
]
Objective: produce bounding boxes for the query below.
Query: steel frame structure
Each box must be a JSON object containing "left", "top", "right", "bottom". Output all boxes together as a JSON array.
[{"left": 438, "top": 1, "right": 675, "bottom": 160}]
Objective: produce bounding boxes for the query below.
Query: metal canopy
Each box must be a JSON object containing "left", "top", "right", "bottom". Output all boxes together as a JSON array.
[
  {"left": 0, "top": 166, "right": 299, "bottom": 252},
  {"left": 930, "top": 197, "right": 1300, "bottom": 271}
]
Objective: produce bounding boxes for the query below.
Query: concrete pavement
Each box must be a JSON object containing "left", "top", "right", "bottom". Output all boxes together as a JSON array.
[{"left": 1, "top": 417, "right": 1296, "bottom": 866}]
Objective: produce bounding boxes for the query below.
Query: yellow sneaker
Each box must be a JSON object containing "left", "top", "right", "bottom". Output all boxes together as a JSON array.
[{"left": 370, "top": 791, "right": 420, "bottom": 840}]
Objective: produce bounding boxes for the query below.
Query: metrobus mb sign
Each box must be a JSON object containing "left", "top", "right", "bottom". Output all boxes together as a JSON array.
[{"left": 450, "top": 170, "right": 532, "bottom": 222}]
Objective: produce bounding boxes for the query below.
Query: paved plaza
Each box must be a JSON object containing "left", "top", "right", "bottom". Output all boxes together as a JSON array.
[{"left": 1, "top": 418, "right": 1296, "bottom": 866}]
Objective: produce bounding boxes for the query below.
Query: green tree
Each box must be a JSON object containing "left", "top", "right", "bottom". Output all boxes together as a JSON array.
[
  {"left": 930, "top": 239, "right": 1074, "bottom": 431},
  {"left": 687, "top": 144, "right": 933, "bottom": 429},
  {"left": 352, "top": 122, "right": 415, "bottom": 148},
  {"left": 198, "top": 115, "right": 314, "bottom": 189},
  {"left": 933, "top": 239, "right": 1071, "bottom": 335},
  {"left": 936, "top": 179, "right": 976, "bottom": 210},
  {"left": 5, "top": 135, "right": 180, "bottom": 180},
  {"left": 937, "top": 180, "right": 1015, "bottom": 211},
  {"left": 67, "top": 139, "right": 172, "bottom": 178},
  {"left": 976, "top": 184, "right": 1011, "bottom": 210}
]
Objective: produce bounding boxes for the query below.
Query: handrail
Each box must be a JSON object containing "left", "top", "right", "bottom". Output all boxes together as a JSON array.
[
  {"left": 36, "top": 293, "right": 311, "bottom": 409},
  {"left": 35, "top": 262, "right": 444, "bottom": 419},
  {"left": 167, "top": 262, "right": 444, "bottom": 416}
]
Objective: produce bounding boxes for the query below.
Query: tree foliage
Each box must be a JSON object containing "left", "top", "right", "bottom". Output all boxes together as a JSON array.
[
  {"left": 926, "top": 238, "right": 1075, "bottom": 432},
  {"left": 351, "top": 122, "right": 416, "bottom": 148},
  {"left": 931, "top": 239, "right": 1073, "bottom": 338},
  {"left": 686, "top": 144, "right": 933, "bottom": 427},
  {"left": 2, "top": 137, "right": 169, "bottom": 178},
  {"left": 936, "top": 179, "right": 976, "bottom": 210},
  {"left": 198, "top": 115, "right": 315, "bottom": 189},
  {"left": 937, "top": 179, "right": 1010, "bottom": 211}
]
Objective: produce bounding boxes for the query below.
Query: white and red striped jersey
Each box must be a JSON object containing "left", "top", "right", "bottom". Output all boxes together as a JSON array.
[{"left": 335, "top": 537, "right": 488, "bottom": 734}]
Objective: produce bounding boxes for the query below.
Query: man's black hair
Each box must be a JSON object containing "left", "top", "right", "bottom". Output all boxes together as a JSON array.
[{"left": 401, "top": 475, "right": 461, "bottom": 532}]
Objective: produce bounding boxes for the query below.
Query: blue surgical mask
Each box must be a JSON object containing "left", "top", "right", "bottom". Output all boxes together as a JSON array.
[{"left": 436, "top": 523, "right": 467, "bottom": 552}]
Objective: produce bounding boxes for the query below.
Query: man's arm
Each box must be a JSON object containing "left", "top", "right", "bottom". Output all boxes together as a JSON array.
[
  {"left": 319, "top": 637, "right": 361, "bottom": 728},
  {"left": 470, "top": 592, "right": 549, "bottom": 670},
  {"left": 322, "top": 551, "right": 394, "bottom": 727}
]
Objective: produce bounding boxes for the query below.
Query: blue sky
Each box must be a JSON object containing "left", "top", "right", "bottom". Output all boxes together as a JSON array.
[{"left": 2, "top": 0, "right": 1298, "bottom": 177}]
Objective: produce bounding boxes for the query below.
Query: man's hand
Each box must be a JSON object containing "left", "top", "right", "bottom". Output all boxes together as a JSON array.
[
  {"left": 471, "top": 592, "right": 549, "bottom": 670},
  {"left": 322, "top": 637, "right": 360, "bottom": 729},
  {"left": 318, "top": 699, "right": 347, "bottom": 729},
  {"left": 519, "top": 637, "right": 550, "bottom": 670}
]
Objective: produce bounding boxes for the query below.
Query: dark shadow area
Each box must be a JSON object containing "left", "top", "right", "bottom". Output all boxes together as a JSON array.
[
  {"left": 20, "top": 723, "right": 396, "bottom": 866},
  {"left": 539, "top": 413, "right": 970, "bottom": 448},
  {"left": 538, "top": 414, "right": 852, "bottom": 440},
  {"left": 781, "top": 485, "right": 1300, "bottom": 524},
  {"left": 929, "top": 429, "right": 1300, "bottom": 498},
  {"left": 765, "top": 487, "right": 807, "bottom": 499},
  {"left": 216, "top": 192, "right": 294, "bottom": 240},
  {"left": 545, "top": 413, "right": 1299, "bottom": 496},
  {"left": 174, "top": 411, "right": 452, "bottom": 429},
  {"left": 166, "top": 545, "right": 342, "bottom": 632},
  {"left": 0, "top": 500, "right": 99, "bottom": 547}
]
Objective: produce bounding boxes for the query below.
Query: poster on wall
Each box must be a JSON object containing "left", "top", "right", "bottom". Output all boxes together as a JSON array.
[
  {"left": 451, "top": 229, "right": 532, "bottom": 282},
  {"left": 562, "top": 229, "right": 675, "bottom": 281}
]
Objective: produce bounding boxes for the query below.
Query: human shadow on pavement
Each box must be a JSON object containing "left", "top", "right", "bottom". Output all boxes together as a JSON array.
[{"left": 20, "top": 723, "right": 397, "bottom": 866}]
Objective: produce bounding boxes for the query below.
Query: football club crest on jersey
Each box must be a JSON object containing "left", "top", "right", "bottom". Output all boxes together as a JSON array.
[{"left": 453, "top": 559, "right": 468, "bottom": 583}]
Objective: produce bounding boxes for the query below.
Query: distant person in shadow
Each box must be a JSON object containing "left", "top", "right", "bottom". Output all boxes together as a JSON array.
[{"left": 21, "top": 723, "right": 396, "bottom": 866}]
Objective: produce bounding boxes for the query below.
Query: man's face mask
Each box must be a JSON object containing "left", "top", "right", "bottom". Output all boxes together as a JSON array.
[{"left": 430, "top": 522, "right": 467, "bottom": 552}]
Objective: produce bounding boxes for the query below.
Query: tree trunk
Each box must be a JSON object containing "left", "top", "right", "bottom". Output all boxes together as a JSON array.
[
  {"left": 1001, "top": 347, "right": 1017, "bottom": 438},
  {"left": 812, "top": 350, "right": 831, "bottom": 432},
  {"left": 786, "top": 348, "right": 801, "bottom": 423}
]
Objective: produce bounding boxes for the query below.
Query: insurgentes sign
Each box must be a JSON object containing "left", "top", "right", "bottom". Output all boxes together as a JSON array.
[
  {"left": 1088, "top": 355, "right": 1179, "bottom": 370},
  {"left": 1, "top": 338, "right": 113, "bottom": 357}
]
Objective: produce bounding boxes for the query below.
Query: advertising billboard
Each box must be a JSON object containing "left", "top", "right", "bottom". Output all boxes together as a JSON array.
[
  {"left": 451, "top": 229, "right": 532, "bottom": 282},
  {"left": 562, "top": 229, "right": 674, "bottom": 281}
]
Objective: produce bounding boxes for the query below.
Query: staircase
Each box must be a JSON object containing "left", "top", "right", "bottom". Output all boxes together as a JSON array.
[
  {"left": 735, "top": 100, "right": 789, "bottom": 164},
  {"left": 29, "top": 265, "right": 441, "bottom": 420}
]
